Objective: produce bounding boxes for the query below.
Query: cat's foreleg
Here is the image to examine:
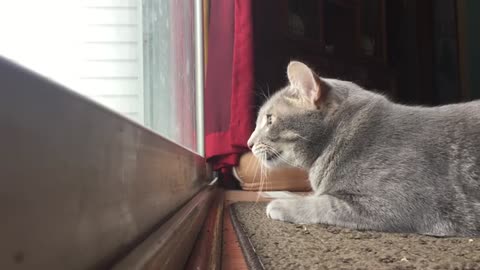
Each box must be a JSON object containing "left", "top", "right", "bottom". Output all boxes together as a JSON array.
[{"left": 266, "top": 195, "right": 366, "bottom": 228}]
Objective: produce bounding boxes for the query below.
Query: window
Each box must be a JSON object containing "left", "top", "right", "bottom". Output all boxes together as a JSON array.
[{"left": 0, "top": 0, "right": 203, "bottom": 154}]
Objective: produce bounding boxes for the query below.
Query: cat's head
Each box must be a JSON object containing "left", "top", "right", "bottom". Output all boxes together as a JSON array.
[{"left": 247, "top": 61, "right": 348, "bottom": 169}]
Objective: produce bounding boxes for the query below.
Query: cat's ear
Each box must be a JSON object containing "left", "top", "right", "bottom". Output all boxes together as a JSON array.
[{"left": 287, "top": 61, "right": 324, "bottom": 105}]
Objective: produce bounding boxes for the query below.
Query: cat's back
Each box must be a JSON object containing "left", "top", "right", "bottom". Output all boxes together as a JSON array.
[
  {"left": 386, "top": 99, "right": 480, "bottom": 138},
  {"left": 354, "top": 97, "right": 480, "bottom": 185},
  {"left": 431, "top": 99, "right": 480, "bottom": 122},
  {"left": 377, "top": 98, "right": 480, "bottom": 190}
]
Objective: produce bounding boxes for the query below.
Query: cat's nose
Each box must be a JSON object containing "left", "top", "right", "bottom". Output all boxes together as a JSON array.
[{"left": 247, "top": 132, "right": 256, "bottom": 149}]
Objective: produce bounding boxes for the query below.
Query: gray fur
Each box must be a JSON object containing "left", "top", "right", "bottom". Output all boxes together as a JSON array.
[{"left": 248, "top": 61, "right": 480, "bottom": 236}]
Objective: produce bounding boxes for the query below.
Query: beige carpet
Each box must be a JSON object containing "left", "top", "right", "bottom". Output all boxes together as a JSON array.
[{"left": 230, "top": 202, "right": 480, "bottom": 270}]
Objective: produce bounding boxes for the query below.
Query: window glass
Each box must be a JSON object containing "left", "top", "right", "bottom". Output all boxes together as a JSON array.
[{"left": 0, "top": 0, "right": 200, "bottom": 153}]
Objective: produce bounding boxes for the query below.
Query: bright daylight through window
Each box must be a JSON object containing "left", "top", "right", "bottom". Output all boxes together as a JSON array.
[{"left": 0, "top": 0, "right": 203, "bottom": 153}]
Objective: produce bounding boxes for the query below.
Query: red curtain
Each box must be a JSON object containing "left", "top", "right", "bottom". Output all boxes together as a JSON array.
[{"left": 205, "top": 0, "right": 255, "bottom": 177}]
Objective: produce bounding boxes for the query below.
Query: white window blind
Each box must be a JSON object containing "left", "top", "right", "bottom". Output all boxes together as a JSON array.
[{"left": 0, "top": 0, "right": 144, "bottom": 123}]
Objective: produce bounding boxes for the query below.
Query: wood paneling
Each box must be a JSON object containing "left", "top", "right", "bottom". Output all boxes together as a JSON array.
[
  {"left": 112, "top": 187, "right": 216, "bottom": 270},
  {"left": 0, "top": 57, "right": 206, "bottom": 270},
  {"left": 185, "top": 189, "right": 224, "bottom": 270}
]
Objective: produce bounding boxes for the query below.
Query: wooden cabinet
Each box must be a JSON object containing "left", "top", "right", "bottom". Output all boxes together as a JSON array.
[{"left": 253, "top": 0, "right": 396, "bottom": 100}]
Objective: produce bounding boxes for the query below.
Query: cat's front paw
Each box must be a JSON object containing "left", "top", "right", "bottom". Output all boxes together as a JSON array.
[{"left": 266, "top": 199, "right": 291, "bottom": 222}]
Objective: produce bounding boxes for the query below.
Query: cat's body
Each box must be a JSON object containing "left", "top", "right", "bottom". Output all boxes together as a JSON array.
[{"left": 248, "top": 61, "right": 480, "bottom": 236}]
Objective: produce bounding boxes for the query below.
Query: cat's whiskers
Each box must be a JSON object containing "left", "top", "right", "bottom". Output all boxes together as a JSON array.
[
  {"left": 261, "top": 152, "right": 269, "bottom": 192},
  {"left": 265, "top": 161, "right": 271, "bottom": 192},
  {"left": 264, "top": 154, "right": 271, "bottom": 196},
  {"left": 251, "top": 152, "right": 260, "bottom": 202},
  {"left": 294, "top": 133, "right": 314, "bottom": 143},
  {"left": 255, "top": 152, "right": 265, "bottom": 202},
  {"left": 261, "top": 152, "right": 267, "bottom": 194},
  {"left": 261, "top": 144, "right": 303, "bottom": 169},
  {"left": 244, "top": 153, "right": 256, "bottom": 175}
]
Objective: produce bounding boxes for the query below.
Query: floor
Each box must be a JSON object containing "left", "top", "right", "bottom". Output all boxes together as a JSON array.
[
  {"left": 222, "top": 191, "right": 270, "bottom": 270},
  {"left": 229, "top": 201, "right": 480, "bottom": 270},
  {"left": 221, "top": 191, "right": 480, "bottom": 270}
]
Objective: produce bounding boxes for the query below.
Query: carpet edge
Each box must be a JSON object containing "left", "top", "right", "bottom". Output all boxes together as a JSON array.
[{"left": 229, "top": 203, "right": 265, "bottom": 270}]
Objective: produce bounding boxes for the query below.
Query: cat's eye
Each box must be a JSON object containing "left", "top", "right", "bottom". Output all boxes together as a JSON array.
[{"left": 266, "top": 114, "right": 273, "bottom": 125}]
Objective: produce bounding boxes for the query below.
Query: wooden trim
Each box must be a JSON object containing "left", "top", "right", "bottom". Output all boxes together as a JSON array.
[
  {"left": 0, "top": 56, "right": 207, "bottom": 269},
  {"left": 224, "top": 190, "right": 270, "bottom": 204},
  {"left": 222, "top": 206, "right": 250, "bottom": 270},
  {"left": 112, "top": 187, "right": 216, "bottom": 270},
  {"left": 185, "top": 189, "right": 224, "bottom": 270}
]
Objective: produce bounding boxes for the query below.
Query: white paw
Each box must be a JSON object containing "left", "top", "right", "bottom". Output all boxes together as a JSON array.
[{"left": 266, "top": 199, "right": 288, "bottom": 221}]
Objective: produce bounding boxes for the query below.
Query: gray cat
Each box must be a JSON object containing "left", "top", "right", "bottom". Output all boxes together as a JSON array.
[{"left": 247, "top": 61, "right": 480, "bottom": 236}]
